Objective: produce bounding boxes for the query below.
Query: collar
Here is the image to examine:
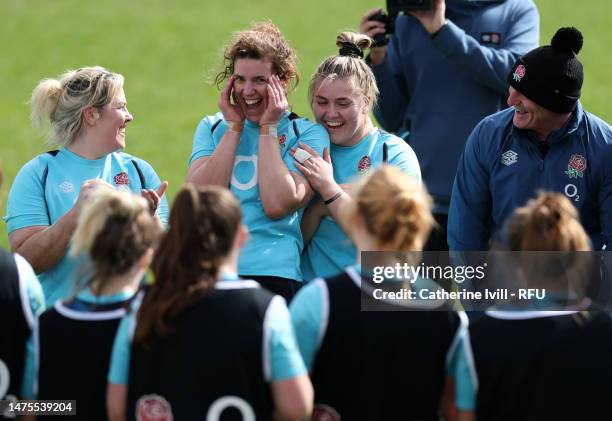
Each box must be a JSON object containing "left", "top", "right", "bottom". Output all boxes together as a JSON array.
[{"left": 512, "top": 101, "right": 584, "bottom": 146}]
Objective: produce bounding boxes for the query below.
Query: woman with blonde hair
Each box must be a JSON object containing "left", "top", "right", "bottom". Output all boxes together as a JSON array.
[
  {"left": 107, "top": 184, "right": 313, "bottom": 421},
  {"left": 21, "top": 189, "right": 162, "bottom": 421},
  {"left": 471, "top": 191, "right": 612, "bottom": 421},
  {"left": 186, "top": 21, "right": 329, "bottom": 300},
  {"left": 5, "top": 66, "right": 169, "bottom": 306},
  {"left": 296, "top": 31, "right": 420, "bottom": 281},
  {"left": 290, "top": 166, "right": 476, "bottom": 421}
]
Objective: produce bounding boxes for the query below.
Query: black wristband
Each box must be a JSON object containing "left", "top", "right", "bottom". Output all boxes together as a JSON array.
[{"left": 324, "top": 191, "right": 343, "bottom": 205}]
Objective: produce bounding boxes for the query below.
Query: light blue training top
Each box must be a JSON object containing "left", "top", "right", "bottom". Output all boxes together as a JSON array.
[
  {"left": 301, "top": 129, "right": 421, "bottom": 281},
  {"left": 289, "top": 267, "right": 478, "bottom": 410},
  {"left": 189, "top": 111, "right": 330, "bottom": 281},
  {"left": 108, "top": 274, "right": 307, "bottom": 385},
  {"left": 4, "top": 148, "right": 169, "bottom": 306}
]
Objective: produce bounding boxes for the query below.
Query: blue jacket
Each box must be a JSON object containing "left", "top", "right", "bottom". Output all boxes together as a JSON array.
[
  {"left": 448, "top": 102, "right": 612, "bottom": 251},
  {"left": 371, "top": 0, "right": 539, "bottom": 212}
]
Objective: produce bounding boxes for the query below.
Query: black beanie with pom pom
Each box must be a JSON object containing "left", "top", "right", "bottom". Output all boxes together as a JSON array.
[{"left": 508, "top": 27, "right": 584, "bottom": 113}]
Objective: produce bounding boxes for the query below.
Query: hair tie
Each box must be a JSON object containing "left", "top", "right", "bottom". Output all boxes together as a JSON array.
[{"left": 339, "top": 42, "right": 363, "bottom": 59}]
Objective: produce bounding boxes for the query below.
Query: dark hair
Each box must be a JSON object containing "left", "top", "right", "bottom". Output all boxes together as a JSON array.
[{"left": 133, "top": 184, "right": 242, "bottom": 345}]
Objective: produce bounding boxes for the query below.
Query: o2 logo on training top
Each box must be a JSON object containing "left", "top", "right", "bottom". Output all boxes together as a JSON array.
[
  {"left": 206, "top": 396, "right": 255, "bottom": 421},
  {"left": 565, "top": 154, "right": 586, "bottom": 179},
  {"left": 136, "top": 394, "right": 173, "bottom": 421}
]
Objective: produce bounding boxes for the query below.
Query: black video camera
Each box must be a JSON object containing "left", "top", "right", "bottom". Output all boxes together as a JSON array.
[{"left": 369, "top": 0, "right": 433, "bottom": 47}]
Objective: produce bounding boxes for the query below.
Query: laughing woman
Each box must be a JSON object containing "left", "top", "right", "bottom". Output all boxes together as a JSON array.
[
  {"left": 297, "top": 31, "right": 421, "bottom": 281},
  {"left": 186, "top": 21, "right": 329, "bottom": 300},
  {"left": 4, "top": 67, "right": 169, "bottom": 306}
]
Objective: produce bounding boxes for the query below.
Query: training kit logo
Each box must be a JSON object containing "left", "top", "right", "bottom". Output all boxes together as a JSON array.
[
  {"left": 59, "top": 181, "right": 75, "bottom": 193},
  {"left": 565, "top": 154, "right": 587, "bottom": 179},
  {"left": 501, "top": 150, "right": 518, "bottom": 166},
  {"left": 114, "top": 172, "right": 129, "bottom": 185},
  {"left": 513, "top": 64, "right": 526, "bottom": 82},
  {"left": 480, "top": 32, "right": 501, "bottom": 45},
  {"left": 358, "top": 156, "right": 371, "bottom": 174},
  {"left": 136, "top": 394, "right": 173, "bottom": 421},
  {"left": 278, "top": 134, "right": 287, "bottom": 148}
]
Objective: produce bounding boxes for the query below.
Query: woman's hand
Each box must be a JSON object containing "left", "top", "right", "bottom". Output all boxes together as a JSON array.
[
  {"left": 291, "top": 144, "right": 339, "bottom": 199},
  {"left": 141, "top": 181, "right": 168, "bottom": 215},
  {"left": 260, "top": 75, "right": 288, "bottom": 126},
  {"left": 218, "top": 75, "right": 245, "bottom": 124}
]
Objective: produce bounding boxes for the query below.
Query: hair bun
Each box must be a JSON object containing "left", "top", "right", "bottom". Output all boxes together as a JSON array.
[{"left": 551, "top": 27, "right": 583, "bottom": 55}]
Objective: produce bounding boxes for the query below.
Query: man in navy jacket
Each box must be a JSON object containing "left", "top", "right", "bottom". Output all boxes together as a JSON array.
[
  {"left": 449, "top": 27, "right": 612, "bottom": 251},
  {"left": 360, "top": 0, "right": 539, "bottom": 249}
]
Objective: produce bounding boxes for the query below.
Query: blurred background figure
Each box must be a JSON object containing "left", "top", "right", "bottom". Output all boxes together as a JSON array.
[
  {"left": 0, "top": 163, "right": 45, "bottom": 416},
  {"left": 470, "top": 191, "right": 612, "bottom": 420},
  {"left": 4, "top": 66, "right": 168, "bottom": 306},
  {"left": 22, "top": 189, "right": 161, "bottom": 421},
  {"left": 291, "top": 166, "right": 476, "bottom": 421},
  {"left": 360, "top": 0, "right": 539, "bottom": 250},
  {"left": 107, "top": 185, "right": 312, "bottom": 421}
]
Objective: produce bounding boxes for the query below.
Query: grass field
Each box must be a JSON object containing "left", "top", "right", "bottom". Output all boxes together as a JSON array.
[{"left": 1, "top": 0, "right": 610, "bottom": 249}]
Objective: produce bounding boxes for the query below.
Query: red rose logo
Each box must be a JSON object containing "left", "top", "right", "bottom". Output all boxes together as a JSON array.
[
  {"left": 513, "top": 64, "right": 526, "bottom": 82},
  {"left": 565, "top": 154, "right": 586, "bottom": 179},
  {"left": 358, "top": 156, "right": 371, "bottom": 174},
  {"left": 278, "top": 134, "right": 287, "bottom": 148},
  {"left": 136, "top": 395, "right": 173, "bottom": 421},
  {"left": 114, "top": 172, "right": 129, "bottom": 185},
  {"left": 569, "top": 154, "right": 586, "bottom": 172}
]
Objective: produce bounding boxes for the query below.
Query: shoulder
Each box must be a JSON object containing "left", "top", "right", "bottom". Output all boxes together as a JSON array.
[
  {"left": 583, "top": 110, "right": 612, "bottom": 143},
  {"left": 470, "top": 108, "right": 514, "bottom": 146},
  {"left": 116, "top": 152, "right": 157, "bottom": 174}
]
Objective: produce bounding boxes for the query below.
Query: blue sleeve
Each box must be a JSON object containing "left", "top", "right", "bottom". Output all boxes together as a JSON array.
[
  {"left": 188, "top": 117, "right": 217, "bottom": 165},
  {"left": 387, "top": 139, "right": 422, "bottom": 183},
  {"left": 448, "top": 121, "right": 492, "bottom": 251},
  {"left": 446, "top": 313, "right": 477, "bottom": 410},
  {"left": 4, "top": 157, "right": 49, "bottom": 233},
  {"left": 597, "top": 127, "right": 612, "bottom": 250},
  {"left": 265, "top": 296, "right": 307, "bottom": 382},
  {"left": 20, "top": 334, "right": 36, "bottom": 399},
  {"left": 289, "top": 279, "right": 326, "bottom": 371},
  {"left": 288, "top": 122, "right": 330, "bottom": 174},
  {"left": 137, "top": 159, "right": 170, "bottom": 226},
  {"left": 371, "top": 20, "right": 411, "bottom": 133},
  {"left": 108, "top": 312, "right": 134, "bottom": 385},
  {"left": 432, "top": 2, "right": 539, "bottom": 95}
]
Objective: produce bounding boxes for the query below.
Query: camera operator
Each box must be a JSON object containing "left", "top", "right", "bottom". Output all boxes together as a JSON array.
[{"left": 360, "top": 0, "right": 539, "bottom": 250}]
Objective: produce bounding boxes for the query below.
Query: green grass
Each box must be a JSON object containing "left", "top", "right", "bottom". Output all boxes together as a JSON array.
[{"left": 1, "top": 0, "right": 610, "bottom": 249}]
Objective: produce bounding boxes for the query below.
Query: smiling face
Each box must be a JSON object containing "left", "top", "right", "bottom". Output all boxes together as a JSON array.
[
  {"left": 95, "top": 87, "right": 133, "bottom": 152},
  {"left": 507, "top": 86, "right": 570, "bottom": 140},
  {"left": 233, "top": 58, "right": 275, "bottom": 123},
  {"left": 312, "top": 76, "right": 370, "bottom": 146}
]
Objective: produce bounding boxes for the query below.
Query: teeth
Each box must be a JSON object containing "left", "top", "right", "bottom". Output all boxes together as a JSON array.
[
  {"left": 326, "top": 121, "right": 343, "bottom": 127},
  {"left": 245, "top": 99, "right": 261, "bottom": 105}
]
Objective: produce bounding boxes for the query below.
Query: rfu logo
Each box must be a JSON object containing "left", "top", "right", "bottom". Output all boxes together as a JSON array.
[{"left": 501, "top": 150, "right": 518, "bottom": 166}]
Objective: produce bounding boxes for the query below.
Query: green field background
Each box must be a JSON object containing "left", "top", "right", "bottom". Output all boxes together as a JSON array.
[{"left": 1, "top": 0, "right": 610, "bottom": 249}]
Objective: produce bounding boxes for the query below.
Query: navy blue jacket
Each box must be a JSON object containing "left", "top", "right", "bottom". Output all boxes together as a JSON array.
[
  {"left": 372, "top": 0, "right": 539, "bottom": 212},
  {"left": 448, "top": 102, "right": 612, "bottom": 250}
]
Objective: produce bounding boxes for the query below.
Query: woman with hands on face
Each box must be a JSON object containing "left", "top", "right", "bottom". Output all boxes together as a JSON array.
[
  {"left": 293, "top": 31, "right": 421, "bottom": 282},
  {"left": 4, "top": 67, "right": 169, "bottom": 306},
  {"left": 187, "top": 21, "right": 330, "bottom": 301}
]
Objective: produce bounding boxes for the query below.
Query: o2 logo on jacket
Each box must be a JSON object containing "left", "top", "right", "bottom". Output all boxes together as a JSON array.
[{"left": 136, "top": 394, "right": 173, "bottom": 421}]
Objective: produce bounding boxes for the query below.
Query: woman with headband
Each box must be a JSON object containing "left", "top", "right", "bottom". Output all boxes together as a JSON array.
[
  {"left": 187, "top": 21, "right": 329, "bottom": 301},
  {"left": 295, "top": 31, "right": 421, "bottom": 281}
]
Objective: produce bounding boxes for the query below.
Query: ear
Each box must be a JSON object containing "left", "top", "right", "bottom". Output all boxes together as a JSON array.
[
  {"left": 82, "top": 106, "right": 99, "bottom": 125},
  {"left": 236, "top": 224, "right": 249, "bottom": 249},
  {"left": 139, "top": 247, "right": 154, "bottom": 269},
  {"left": 362, "top": 95, "right": 372, "bottom": 114}
]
